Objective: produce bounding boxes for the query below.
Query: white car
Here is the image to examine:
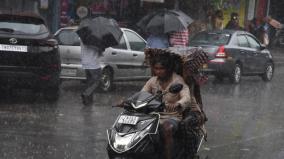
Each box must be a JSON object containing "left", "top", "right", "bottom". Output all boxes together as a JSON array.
[{"left": 54, "top": 27, "right": 151, "bottom": 91}]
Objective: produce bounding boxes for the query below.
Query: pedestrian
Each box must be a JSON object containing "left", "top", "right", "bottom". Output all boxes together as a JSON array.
[
  {"left": 146, "top": 33, "right": 170, "bottom": 48},
  {"left": 225, "top": 12, "right": 243, "bottom": 30},
  {"left": 265, "top": 16, "right": 284, "bottom": 47},
  {"left": 247, "top": 17, "right": 259, "bottom": 36},
  {"left": 76, "top": 15, "right": 123, "bottom": 106},
  {"left": 212, "top": 9, "right": 224, "bottom": 30},
  {"left": 80, "top": 41, "right": 103, "bottom": 106},
  {"left": 257, "top": 17, "right": 271, "bottom": 46},
  {"left": 202, "top": 4, "right": 215, "bottom": 31},
  {"left": 169, "top": 28, "right": 189, "bottom": 47}
]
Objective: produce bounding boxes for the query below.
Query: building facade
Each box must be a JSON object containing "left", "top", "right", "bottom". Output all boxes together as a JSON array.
[{"left": 0, "top": 0, "right": 273, "bottom": 33}]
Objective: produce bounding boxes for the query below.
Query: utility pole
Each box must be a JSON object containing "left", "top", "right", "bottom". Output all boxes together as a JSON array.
[
  {"left": 51, "top": 0, "right": 60, "bottom": 33},
  {"left": 266, "top": 0, "right": 270, "bottom": 16}
]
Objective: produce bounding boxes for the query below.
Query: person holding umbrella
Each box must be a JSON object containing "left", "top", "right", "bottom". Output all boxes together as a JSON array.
[
  {"left": 137, "top": 9, "right": 194, "bottom": 48},
  {"left": 80, "top": 40, "right": 102, "bottom": 106},
  {"left": 146, "top": 33, "right": 170, "bottom": 49},
  {"left": 77, "top": 16, "right": 123, "bottom": 105},
  {"left": 169, "top": 28, "right": 189, "bottom": 47}
]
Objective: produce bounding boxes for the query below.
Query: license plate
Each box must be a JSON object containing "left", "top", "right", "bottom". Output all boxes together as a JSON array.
[
  {"left": 61, "top": 68, "right": 77, "bottom": 76},
  {"left": 118, "top": 115, "right": 139, "bottom": 125},
  {"left": 202, "top": 64, "right": 208, "bottom": 69},
  {"left": 0, "top": 44, "right": 27, "bottom": 52}
]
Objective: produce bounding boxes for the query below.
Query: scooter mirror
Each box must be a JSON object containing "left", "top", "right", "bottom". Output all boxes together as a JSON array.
[{"left": 169, "top": 83, "right": 183, "bottom": 94}]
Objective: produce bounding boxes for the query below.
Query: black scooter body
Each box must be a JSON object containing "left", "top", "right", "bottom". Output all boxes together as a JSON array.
[
  {"left": 107, "top": 87, "right": 203, "bottom": 159},
  {"left": 107, "top": 112, "right": 161, "bottom": 159},
  {"left": 107, "top": 91, "right": 163, "bottom": 158}
]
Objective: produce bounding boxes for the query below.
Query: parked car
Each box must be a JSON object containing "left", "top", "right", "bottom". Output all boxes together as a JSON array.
[
  {"left": 0, "top": 12, "right": 61, "bottom": 100},
  {"left": 54, "top": 27, "right": 150, "bottom": 91},
  {"left": 189, "top": 29, "right": 274, "bottom": 83}
]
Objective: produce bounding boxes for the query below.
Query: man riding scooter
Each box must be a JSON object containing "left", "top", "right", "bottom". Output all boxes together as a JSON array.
[
  {"left": 109, "top": 48, "right": 207, "bottom": 159},
  {"left": 142, "top": 48, "right": 206, "bottom": 159}
]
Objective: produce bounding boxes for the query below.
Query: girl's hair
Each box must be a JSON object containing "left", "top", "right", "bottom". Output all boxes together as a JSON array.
[
  {"left": 150, "top": 54, "right": 175, "bottom": 73},
  {"left": 145, "top": 48, "right": 183, "bottom": 75}
]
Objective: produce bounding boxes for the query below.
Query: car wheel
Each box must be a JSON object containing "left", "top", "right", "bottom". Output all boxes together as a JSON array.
[
  {"left": 261, "top": 62, "right": 274, "bottom": 81},
  {"left": 100, "top": 68, "right": 113, "bottom": 92},
  {"left": 230, "top": 64, "right": 241, "bottom": 84}
]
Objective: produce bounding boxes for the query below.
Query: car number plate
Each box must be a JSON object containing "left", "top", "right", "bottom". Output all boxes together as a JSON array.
[
  {"left": 0, "top": 44, "right": 27, "bottom": 52},
  {"left": 61, "top": 68, "right": 77, "bottom": 76},
  {"left": 118, "top": 115, "right": 139, "bottom": 125}
]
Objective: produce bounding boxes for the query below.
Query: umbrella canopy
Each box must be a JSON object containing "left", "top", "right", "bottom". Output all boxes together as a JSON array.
[
  {"left": 137, "top": 9, "right": 194, "bottom": 35},
  {"left": 76, "top": 16, "right": 123, "bottom": 50}
]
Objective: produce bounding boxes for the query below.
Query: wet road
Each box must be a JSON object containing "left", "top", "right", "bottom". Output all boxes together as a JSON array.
[{"left": 0, "top": 65, "right": 284, "bottom": 159}]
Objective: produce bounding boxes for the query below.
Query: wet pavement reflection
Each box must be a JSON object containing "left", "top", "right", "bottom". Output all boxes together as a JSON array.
[{"left": 200, "top": 67, "right": 284, "bottom": 159}]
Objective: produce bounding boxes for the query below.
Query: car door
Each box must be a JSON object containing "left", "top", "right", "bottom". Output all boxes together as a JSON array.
[
  {"left": 103, "top": 32, "right": 134, "bottom": 80},
  {"left": 123, "top": 29, "right": 150, "bottom": 79},
  {"left": 236, "top": 34, "right": 252, "bottom": 73},
  {"left": 246, "top": 35, "right": 267, "bottom": 73},
  {"left": 55, "top": 28, "right": 85, "bottom": 79}
]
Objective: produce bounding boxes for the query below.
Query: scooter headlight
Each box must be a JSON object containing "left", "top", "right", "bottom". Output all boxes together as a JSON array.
[
  {"left": 110, "top": 123, "right": 153, "bottom": 153},
  {"left": 113, "top": 133, "right": 136, "bottom": 152}
]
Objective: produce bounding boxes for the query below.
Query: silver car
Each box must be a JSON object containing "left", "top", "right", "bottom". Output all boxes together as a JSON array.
[{"left": 54, "top": 27, "right": 151, "bottom": 91}]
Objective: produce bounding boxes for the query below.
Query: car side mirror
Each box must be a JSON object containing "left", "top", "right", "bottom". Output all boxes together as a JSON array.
[{"left": 260, "top": 45, "right": 266, "bottom": 50}]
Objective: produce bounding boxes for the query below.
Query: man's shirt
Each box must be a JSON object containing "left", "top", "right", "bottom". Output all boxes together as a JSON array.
[
  {"left": 81, "top": 42, "right": 101, "bottom": 69},
  {"left": 169, "top": 29, "right": 189, "bottom": 46},
  {"left": 146, "top": 34, "right": 169, "bottom": 48}
]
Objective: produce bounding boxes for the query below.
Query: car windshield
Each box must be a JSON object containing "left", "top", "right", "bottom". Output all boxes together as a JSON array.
[
  {"left": 0, "top": 18, "right": 48, "bottom": 35},
  {"left": 190, "top": 32, "right": 231, "bottom": 46}
]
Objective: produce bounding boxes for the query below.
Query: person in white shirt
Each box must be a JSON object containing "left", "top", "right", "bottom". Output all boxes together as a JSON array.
[{"left": 81, "top": 41, "right": 102, "bottom": 105}]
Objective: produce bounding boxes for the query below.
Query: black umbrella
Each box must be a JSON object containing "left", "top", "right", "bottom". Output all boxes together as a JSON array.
[
  {"left": 76, "top": 17, "right": 123, "bottom": 50},
  {"left": 137, "top": 9, "right": 194, "bottom": 35}
]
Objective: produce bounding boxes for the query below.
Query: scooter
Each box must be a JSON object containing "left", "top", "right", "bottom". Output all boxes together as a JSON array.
[{"left": 106, "top": 83, "right": 204, "bottom": 159}]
